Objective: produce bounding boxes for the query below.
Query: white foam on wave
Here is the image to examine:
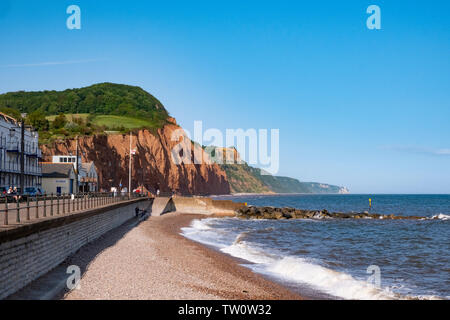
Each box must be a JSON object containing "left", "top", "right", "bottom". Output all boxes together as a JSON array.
[
  {"left": 182, "top": 220, "right": 396, "bottom": 299},
  {"left": 181, "top": 219, "right": 232, "bottom": 249},
  {"left": 220, "top": 241, "right": 397, "bottom": 300},
  {"left": 181, "top": 219, "right": 445, "bottom": 300},
  {"left": 221, "top": 242, "right": 278, "bottom": 265},
  {"left": 265, "top": 256, "right": 397, "bottom": 300},
  {"left": 190, "top": 219, "right": 213, "bottom": 230},
  {"left": 431, "top": 213, "right": 450, "bottom": 221}
]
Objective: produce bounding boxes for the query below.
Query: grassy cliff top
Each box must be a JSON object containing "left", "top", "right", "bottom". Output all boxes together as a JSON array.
[
  {"left": 0, "top": 83, "right": 170, "bottom": 143},
  {"left": 0, "top": 82, "right": 168, "bottom": 120}
]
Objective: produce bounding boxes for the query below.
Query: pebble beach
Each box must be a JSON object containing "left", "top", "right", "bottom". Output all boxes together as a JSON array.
[{"left": 61, "top": 213, "right": 302, "bottom": 300}]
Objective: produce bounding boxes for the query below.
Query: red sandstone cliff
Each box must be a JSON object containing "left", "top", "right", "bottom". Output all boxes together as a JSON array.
[{"left": 41, "top": 121, "right": 231, "bottom": 195}]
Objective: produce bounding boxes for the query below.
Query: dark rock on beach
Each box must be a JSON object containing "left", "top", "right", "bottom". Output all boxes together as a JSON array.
[{"left": 235, "top": 206, "right": 427, "bottom": 221}]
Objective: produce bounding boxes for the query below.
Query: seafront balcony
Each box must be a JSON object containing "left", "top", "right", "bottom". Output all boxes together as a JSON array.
[
  {"left": 6, "top": 143, "right": 19, "bottom": 153},
  {"left": 25, "top": 166, "right": 42, "bottom": 175},
  {"left": 0, "top": 161, "right": 42, "bottom": 175},
  {"left": 5, "top": 143, "right": 42, "bottom": 157},
  {"left": 24, "top": 148, "right": 42, "bottom": 158}
]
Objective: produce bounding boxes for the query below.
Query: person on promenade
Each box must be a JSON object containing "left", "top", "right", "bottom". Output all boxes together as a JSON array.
[
  {"left": 12, "top": 187, "right": 19, "bottom": 202},
  {"left": 111, "top": 186, "right": 117, "bottom": 197}
]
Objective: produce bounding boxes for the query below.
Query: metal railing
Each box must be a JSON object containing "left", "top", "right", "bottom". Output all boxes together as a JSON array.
[{"left": 0, "top": 192, "right": 149, "bottom": 226}]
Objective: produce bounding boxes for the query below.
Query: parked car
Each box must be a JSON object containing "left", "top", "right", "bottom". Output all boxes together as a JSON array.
[{"left": 23, "top": 187, "right": 45, "bottom": 198}]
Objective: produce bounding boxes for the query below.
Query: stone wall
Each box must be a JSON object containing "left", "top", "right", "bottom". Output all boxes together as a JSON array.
[
  {"left": 0, "top": 198, "right": 149, "bottom": 299},
  {"left": 170, "top": 197, "right": 245, "bottom": 216}
]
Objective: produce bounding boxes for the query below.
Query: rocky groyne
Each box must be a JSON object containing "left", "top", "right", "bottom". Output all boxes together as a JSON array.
[{"left": 236, "top": 206, "right": 429, "bottom": 220}]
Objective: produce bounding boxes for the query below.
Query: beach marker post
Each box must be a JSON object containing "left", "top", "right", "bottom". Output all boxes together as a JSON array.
[{"left": 369, "top": 198, "right": 372, "bottom": 211}]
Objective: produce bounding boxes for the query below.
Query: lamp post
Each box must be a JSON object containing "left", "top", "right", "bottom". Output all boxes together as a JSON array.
[
  {"left": 129, "top": 131, "right": 132, "bottom": 198},
  {"left": 75, "top": 136, "right": 79, "bottom": 194}
]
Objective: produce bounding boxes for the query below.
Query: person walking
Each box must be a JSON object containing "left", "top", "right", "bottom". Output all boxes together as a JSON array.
[
  {"left": 135, "top": 207, "right": 140, "bottom": 218},
  {"left": 12, "top": 187, "right": 19, "bottom": 202}
]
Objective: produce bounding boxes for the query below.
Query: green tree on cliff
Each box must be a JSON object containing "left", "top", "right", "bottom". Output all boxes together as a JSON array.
[
  {"left": 52, "top": 113, "right": 67, "bottom": 129},
  {"left": 0, "top": 106, "right": 21, "bottom": 120},
  {"left": 27, "top": 110, "right": 50, "bottom": 131}
]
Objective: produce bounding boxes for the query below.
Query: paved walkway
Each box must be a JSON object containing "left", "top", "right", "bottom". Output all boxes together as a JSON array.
[{"left": 0, "top": 196, "right": 145, "bottom": 231}]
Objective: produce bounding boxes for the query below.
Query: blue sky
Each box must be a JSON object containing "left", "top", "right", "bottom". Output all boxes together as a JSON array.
[{"left": 0, "top": 0, "right": 449, "bottom": 193}]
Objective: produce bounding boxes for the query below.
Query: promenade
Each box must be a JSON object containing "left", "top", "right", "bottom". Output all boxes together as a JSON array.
[{"left": 0, "top": 193, "right": 146, "bottom": 231}]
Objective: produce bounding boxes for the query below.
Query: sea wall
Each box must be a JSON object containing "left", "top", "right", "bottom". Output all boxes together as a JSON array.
[
  {"left": 0, "top": 198, "right": 149, "bottom": 299},
  {"left": 170, "top": 197, "right": 246, "bottom": 216}
]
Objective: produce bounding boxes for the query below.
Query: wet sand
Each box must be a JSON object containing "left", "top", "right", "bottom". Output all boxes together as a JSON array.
[{"left": 62, "top": 212, "right": 303, "bottom": 300}]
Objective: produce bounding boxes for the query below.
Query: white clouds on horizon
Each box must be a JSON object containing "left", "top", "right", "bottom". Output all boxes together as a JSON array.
[{"left": 381, "top": 145, "right": 450, "bottom": 156}]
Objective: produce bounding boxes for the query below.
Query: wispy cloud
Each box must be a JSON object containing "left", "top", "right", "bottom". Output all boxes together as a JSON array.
[
  {"left": 435, "top": 149, "right": 450, "bottom": 155},
  {"left": 381, "top": 145, "right": 450, "bottom": 156},
  {"left": 0, "top": 59, "right": 105, "bottom": 68}
]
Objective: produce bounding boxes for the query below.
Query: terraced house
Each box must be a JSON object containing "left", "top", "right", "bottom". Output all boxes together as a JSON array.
[{"left": 0, "top": 112, "right": 42, "bottom": 190}]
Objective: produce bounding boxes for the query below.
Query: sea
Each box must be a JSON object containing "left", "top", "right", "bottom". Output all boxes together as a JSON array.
[{"left": 181, "top": 194, "right": 450, "bottom": 300}]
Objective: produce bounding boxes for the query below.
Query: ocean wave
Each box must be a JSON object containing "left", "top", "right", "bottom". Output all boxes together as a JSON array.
[
  {"left": 221, "top": 240, "right": 397, "bottom": 300},
  {"left": 190, "top": 219, "right": 213, "bottom": 230},
  {"left": 431, "top": 213, "right": 450, "bottom": 221},
  {"left": 222, "top": 242, "right": 278, "bottom": 264},
  {"left": 180, "top": 219, "right": 232, "bottom": 249},
  {"left": 265, "top": 256, "right": 398, "bottom": 300},
  {"left": 232, "top": 231, "right": 250, "bottom": 245},
  {"left": 181, "top": 218, "right": 447, "bottom": 300}
]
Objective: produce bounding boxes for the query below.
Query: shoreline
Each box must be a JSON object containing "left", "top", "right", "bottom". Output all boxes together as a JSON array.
[
  {"left": 59, "top": 212, "right": 303, "bottom": 300},
  {"left": 212, "top": 193, "right": 349, "bottom": 197}
]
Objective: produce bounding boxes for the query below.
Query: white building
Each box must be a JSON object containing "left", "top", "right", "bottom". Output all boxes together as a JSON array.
[
  {"left": 52, "top": 155, "right": 81, "bottom": 165},
  {"left": 41, "top": 163, "right": 76, "bottom": 195},
  {"left": 0, "top": 112, "right": 42, "bottom": 190},
  {"left": 51, "top": 155, "right": 98, "bottom": 192},
  {"left": 80, "top": 162, "right": 98, "bottom": 192}
]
